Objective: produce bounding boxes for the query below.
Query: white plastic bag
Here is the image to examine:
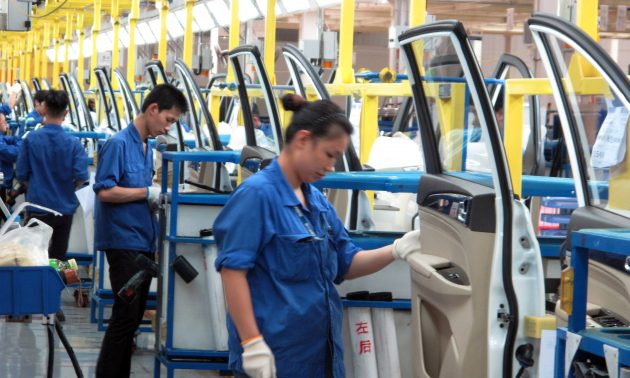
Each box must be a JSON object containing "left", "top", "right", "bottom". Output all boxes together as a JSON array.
[{"left": 0, "top": 218, "right": 53, "bottom": 267}]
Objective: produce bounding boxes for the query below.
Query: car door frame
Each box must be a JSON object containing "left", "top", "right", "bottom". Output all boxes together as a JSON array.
[
  {"left": 112, "top": 68, "right": 140, "bottom": 125},
  {"left": 398, "top": 20, "right": 520, "bottom": 377},
  {"left": 94, "top": 67, "right": 123, "bottom": 132}
]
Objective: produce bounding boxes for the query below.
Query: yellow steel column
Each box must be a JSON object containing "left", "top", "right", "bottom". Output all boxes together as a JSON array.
[
  {"left": 1, "top": 43, "right": 5, "bottom": 83},
  {"left": 10, "top": 42, "right": 16, "bottom": 83},
  {"left": 359, "top": 93, "right": 378, "bottom": 164},
  {"left": 183, "top": 0, "right": 194, "bottom": 66},
  {"left": 33, "top": 31, "right": 41, "bottom": 80},
  {"left": 52, "top": 23, "right": 61, "bottom": 88},
  {"left": 64, "top": 14, "right": 73, "bottom": 75},
  {"left": 41, "top": 24, "right": 50, "bottom": 82},
  {"left": 127, "top": 0, "right": 140, "bottom": 85},
  {"left": 503, "top": 82, "right": 525, "bottom": 197},
  {"left": 25, "top": 32, "right": 34, "bottom": 83},
  {"left": 91, "top": 0, "right": 102, "bottom": 90},
  {"left": 111, "top": 0, "right": 121, "bottom": 82},
  {"left": 226, "top": 0, "right": 239, "bottom": 82},
  {"left": 576, "top": 0, "right": 598, "bottom": 41},
  {"left": 333, "top": 0, "right": 355, "bottom": 84},
  {"left": 264, "top": 0, "right": 276, "bottom": 84},
  {"left": 18, "top": 38, "right": 26, "bottom": 81},
  {"left": 409, "top": 0, "right": 426, "bottom": 27},
  {"left": 158, "top": 0, "right": 169, "bottom": 65},
  {"left": 76, "top": 14, "right": 86, "bottom": 90}
]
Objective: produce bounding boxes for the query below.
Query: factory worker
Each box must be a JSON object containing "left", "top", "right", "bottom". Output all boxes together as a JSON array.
[
  {"left": 93, "top": 84, "right": 188, "bottom": 378},
  {"left": 21, "top": 90, "right": 47, "bottom": 136},
  {"left": 214, "top": 94, "right": 421, "bottom": 378},
  {"left": 0, "top": 114, "right": 21, "bottom": 203}
]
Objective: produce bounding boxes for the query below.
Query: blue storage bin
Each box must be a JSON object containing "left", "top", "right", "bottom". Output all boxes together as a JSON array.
[{"left": 0, "top": 266, "right": 65, "bottom": 316}]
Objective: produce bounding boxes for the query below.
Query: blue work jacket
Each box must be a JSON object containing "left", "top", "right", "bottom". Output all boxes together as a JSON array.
[
  {"left": 214, "top": 159, "right": 361, "bottom": 378},
  {"left": 93, "top": 124, "right": 157, "bottom": 252},
  {"left": 19, "top": 110, "right": 44, "bottom": 136},
  {"left": 0, "top": 103, "right": 11, "bottom": 117},
  {"left": 0, "top": 134, "right": 21, "bottom": 189},
  {"left": 16, "top": 124, "right": 88, "bottom": 214}
]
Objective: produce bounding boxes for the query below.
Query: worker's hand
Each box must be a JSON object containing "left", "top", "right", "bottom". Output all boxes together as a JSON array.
[
  {"left": 241, "top": 336, "right": 276, "bottom": 378},
  {"left": 392, "top": 229, "right": 421, "bottom": 260},
  {"left": 146, "top": 186, "right": 161, "bottom": 212}
]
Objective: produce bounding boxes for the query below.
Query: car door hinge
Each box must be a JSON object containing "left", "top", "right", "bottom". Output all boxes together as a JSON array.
[{"left": 497, "top": 306, "right": 513, "bottom": 327}]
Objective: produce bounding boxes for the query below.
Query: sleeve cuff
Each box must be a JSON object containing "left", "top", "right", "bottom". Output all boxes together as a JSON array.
[
  {"left": 334, "top": 246, "right": 362, "bottom": 285},
  {"left": 214, "top": 251, "right": 257, "bottom": 272},
  {"left": 93, "top": 179, "right": 117, "bottom": 192}
]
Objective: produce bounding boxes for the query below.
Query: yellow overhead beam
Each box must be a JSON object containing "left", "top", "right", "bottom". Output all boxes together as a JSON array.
[
  {"left": 183, "top": 0, "right": 194, "bottom": 67},
  {"left": 226, "top": 0, "right": 239, "bottom": 82},
  {"left": 76, "top": 13, "right": 85, "bottom": 90},
  {"left": 158, "top": 0, "right": 169, "bottom": 65},
  {"left": 409, "top": 0, "right": 426, "bottom": 27},
  {"left": 91, "top": 0, "right": 102, "bottom": 90},
  {"left": 334, "top": 0, "right": 355, "bottom": 84},
  {"left": 264, "top": 0, "right": 277, "bottom": 85},
  {"left": 127, "top": 0, "right": 140, "bottom": 86}
]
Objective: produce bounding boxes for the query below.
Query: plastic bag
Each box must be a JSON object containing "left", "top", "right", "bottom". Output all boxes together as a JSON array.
[{"left": 0, "top": 218, "right": 53, "bottom": 267}]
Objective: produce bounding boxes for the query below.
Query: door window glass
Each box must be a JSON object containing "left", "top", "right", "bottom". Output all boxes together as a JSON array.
[
  {"left": 541, "top": 34, "right": 628, "bottom": 216},
  {"left": 410, "top": 35, "right": 495, "bottom": 184}
]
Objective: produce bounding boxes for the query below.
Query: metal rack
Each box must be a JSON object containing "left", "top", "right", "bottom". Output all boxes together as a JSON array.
[{"left": 555, "top": 229, "right": 630, "bottom": 377}]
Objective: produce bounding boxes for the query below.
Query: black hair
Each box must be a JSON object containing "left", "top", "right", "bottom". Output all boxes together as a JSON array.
[
  {"left": 43, "top": 89, "right": 69, "bottom": 118},
  {"left": 281, "top": 94, "right": 353, "bottom": 144},
  {"left": 33, "top": 90, "right": 47, "bottom": 104},
  {"left": 142, "top": 84, "right": 189, "bottom": 114}
]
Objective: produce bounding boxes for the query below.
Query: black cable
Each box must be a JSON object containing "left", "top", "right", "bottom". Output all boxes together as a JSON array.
[
  {"left": 55, "top": 317, "right": 84, "bottom": 378},
  {"left": 46, "top": 323, "right": 55, "bottom": 378},
  {"left": 31, "top": 0, "right": 69, "bottom": 18},
  {"left": 515, "top": 367, "right": 525, "bottom": 378}
]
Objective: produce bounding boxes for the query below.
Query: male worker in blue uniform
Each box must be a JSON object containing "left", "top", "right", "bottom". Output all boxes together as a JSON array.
[
  {"left": 93, "top": 84, "right": 188, "bottom": 378},
  {"left": 16, "top": 89, "right": 89, "bottom": 260},
  {"left": 0, "top": 114, "right": 21, "bottom": 204},
  {"left": 21, "top": 90, "right": 47, "bottom": 136}
]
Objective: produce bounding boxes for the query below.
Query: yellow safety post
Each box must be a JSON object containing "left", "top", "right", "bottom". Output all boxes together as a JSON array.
[
  {"left": 157, "top": 0, "right": 169, "bottom": 65},
  {"left": 503, "top": 86, "right": 525, "bottom": 197},
  {"left": 33, "top": 31, "right": 41, "bottom": 80},
  {"left": 27, "top": 32, "right": 35, "bottom": 84},
  {"left": 183, "top": 0, "right": 194, "bottom": 67},
  {"left": 52, "top": 22, "right": 61, "bottom": 88},
  {"left": 226, "top": 0, "right": 239, "bottom": 83},
  {"left": 76, "top": 13, "right": 86, "bottom": 90},
  {"left": 111, "top": 0, "right": 121, "bottom": 88},
  {"left": 10, "top": 42, "right": 16, "bottom": 83},
  {"left": 41, "top": 23, "right": 50, "bottom": 82},
  {"left": 127, "top": 0, "right": 140, "bottom": 85},
  {"left": 91, "top": 0, "right": 102, "bottom": 90},
  {"left": 0, "top": 43, "right": 5, "bottom": 83},
  {"left": 63, "top": 14, "right": 73, "bottom": 75},
  {"left": 210, "top": 93, "right": 220, "bottom": 124},
  {"left": 333, "top": 0, "right": 355, "bottom": 85},
  {"left": 568, "top": 0, "right": 598, "bottom": 79},
  {"left": 19, "top": 38, "right": 25, "bottom": 81},
  {"left": 409, "top": 0, "right": 426, "bottom": 27},
  {"left": 359, "top": 93, "right": 378, "bottom": 164},
  {"left": 264, "top": 0, "right": 276, "bottom": 85}
]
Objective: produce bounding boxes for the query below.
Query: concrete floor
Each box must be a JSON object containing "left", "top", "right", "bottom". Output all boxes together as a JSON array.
[{"left": 0, "top": 289, "right": 222, "bottom": 378}]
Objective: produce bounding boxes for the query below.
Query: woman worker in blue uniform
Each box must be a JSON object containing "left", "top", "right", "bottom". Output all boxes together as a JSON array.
[{"left": 214, "top": 94, "right": 420, "bottom": 378}]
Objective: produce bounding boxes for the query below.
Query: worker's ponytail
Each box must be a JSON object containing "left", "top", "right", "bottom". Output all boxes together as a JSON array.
[{"left": 281, "top": 94, "right": 353, "bottom": 144}]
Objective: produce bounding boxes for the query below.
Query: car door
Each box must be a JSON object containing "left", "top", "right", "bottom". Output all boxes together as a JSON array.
[
  {"left": 59, "top": 75, "right": 80, "bottom": 128},
  {"left": 94, "top": 67, "right": 123, "bottom": 132},
  {"left": 112, "top": 68, "right": 140, "bottom": 125},
  {"left": 398, "top": 21, "right": 545, "bottom": 377},
  {"left": 528, "top": 14, "right": 630, "bottom": 324},
  {"left": 228, "top": 45, "right": 283, "bottom": 178},
  {"left": 490, "top": 53, "right": 544, "bottom": 176}
]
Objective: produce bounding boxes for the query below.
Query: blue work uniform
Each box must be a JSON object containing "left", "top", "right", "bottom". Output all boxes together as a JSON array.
[
  {"left": 0, "top": 134, "right": 21, "bottom": 189},
  {"left": 93, "top": 124, "right": 157, "bottom": 252},
  {"left": 16, "top": 124, "right": 88, "bottom": 214},
  {"left": 214, "top": 159, "right": 362, "bottom": 378},
  {"left": 0, "top": 103, "right": 11, "bottom": 117},
  {"left": 20, "top": 110, "right": 44, "bottom": 136}
]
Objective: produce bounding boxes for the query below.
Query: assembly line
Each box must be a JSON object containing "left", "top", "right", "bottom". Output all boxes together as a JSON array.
[{"left": 0, "top": 0, "right": 629, "bottom": 378}]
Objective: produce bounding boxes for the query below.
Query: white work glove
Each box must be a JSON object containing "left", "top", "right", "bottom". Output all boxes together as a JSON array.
[
  {"left": 392, "top": 229, "right": 421, "bottom": 260},
  {"left": 242, "top": 336, "right": 276, "bottom": 378},
  {"left": 9, "top": 82, "right": 21, "bottom": 95},
  {"left": 146, "top": 186, "right": 161, "bottom": 212}
]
